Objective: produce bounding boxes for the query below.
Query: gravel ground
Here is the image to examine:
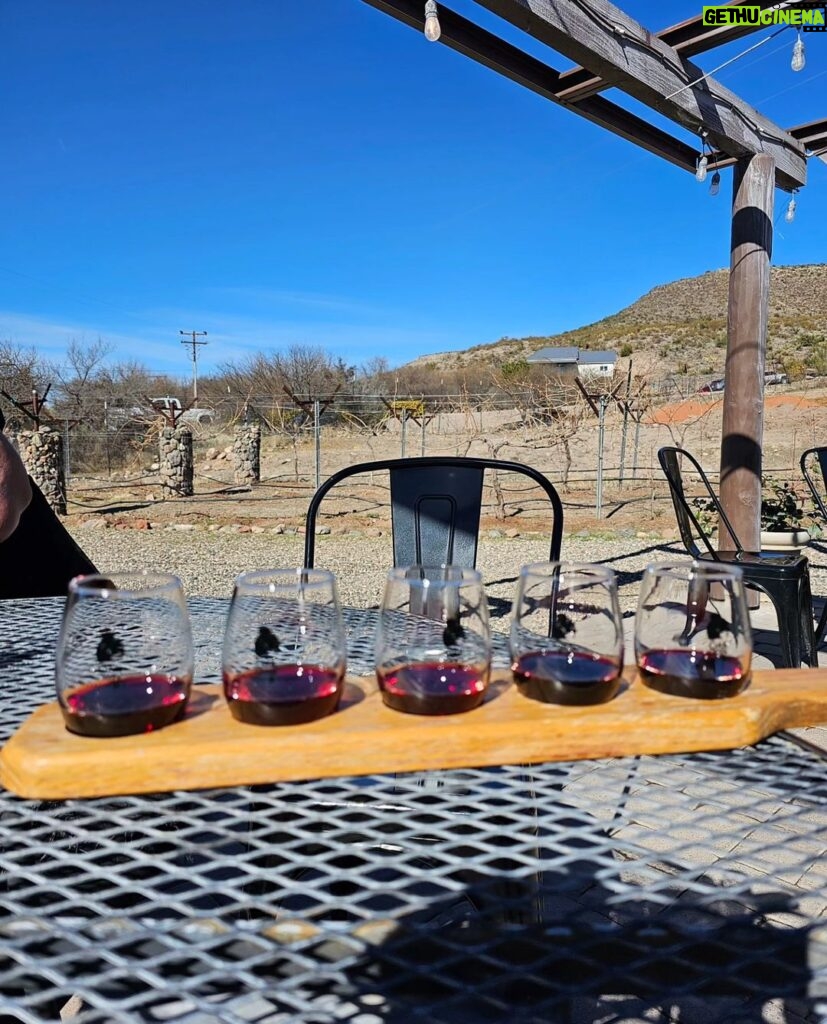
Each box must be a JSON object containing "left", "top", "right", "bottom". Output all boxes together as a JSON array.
[{"left": 72, "top": 522, "right": 827, "bottom": 632}]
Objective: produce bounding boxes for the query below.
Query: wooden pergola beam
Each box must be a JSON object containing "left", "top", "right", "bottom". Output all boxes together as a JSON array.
[
  {"left": 472, "top": 0, "right": 807, "bottom": 189},
  {"left": 362, "top": 0, "right": 700, "bottom": 171},
  {"left": 556, "top": 0, "right": 808, "bottom": 103},
  {"left": 711, "top": 119, "right": 827, "bottom": 174},
  {"left": 365, "top": 0, "right": 818, "bottom": 183}
]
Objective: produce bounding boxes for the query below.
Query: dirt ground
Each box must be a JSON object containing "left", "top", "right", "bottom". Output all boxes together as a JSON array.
[{"left": 59, "top": 385, "right": 827, "bottom": 539}]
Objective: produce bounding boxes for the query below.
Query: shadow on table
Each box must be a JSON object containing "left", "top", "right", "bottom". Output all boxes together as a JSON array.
[{"left": 303, "top": 862, "right": 819, "bottom": 1024}]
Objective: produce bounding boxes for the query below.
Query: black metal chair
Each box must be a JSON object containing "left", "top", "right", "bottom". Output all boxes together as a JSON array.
[
  {"left": 303, "top": 455, "right": 563, "bottom": 569},
  {"left": 658, "top": 446, "right": 817, "bottom": 668},
  {"left": 800, "top": 446, "right": 827, "bottom": 647},
  {"left": 303, "top": 455, "right": 565, "bottom": 927}
]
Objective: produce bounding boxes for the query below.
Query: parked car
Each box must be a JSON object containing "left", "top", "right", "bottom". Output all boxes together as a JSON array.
[
  {"left": 764, "top": 372, "right": 789, "bottom": 386},
  {"left": 180, "top": 407, "right": 215, "bottom": 425},
  {"left": 151, "top": 396, "right": 183, "bottom": 414},
  {"left": 150, "top": 397, "right": 214, "bottom": 424},
  {"left": 105, "top": 400, "right": 154, "bottom": 429},
  {"left": 698, "top": 378, "right": 725, "bottom": 393}
]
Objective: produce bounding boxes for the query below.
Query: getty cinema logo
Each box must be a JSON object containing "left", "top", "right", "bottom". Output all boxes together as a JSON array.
[{"left": 702, "top": 4, "right": 826, "bottom": 28}]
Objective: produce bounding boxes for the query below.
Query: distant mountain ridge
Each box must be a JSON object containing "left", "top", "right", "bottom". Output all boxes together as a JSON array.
[{"left": 412, "top": 264, "right": 827, "bottom": 379}]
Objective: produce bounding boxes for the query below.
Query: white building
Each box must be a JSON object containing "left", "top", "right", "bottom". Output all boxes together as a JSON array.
[{"left": 526, "top": 346, "right": 617, "bottom": 380}]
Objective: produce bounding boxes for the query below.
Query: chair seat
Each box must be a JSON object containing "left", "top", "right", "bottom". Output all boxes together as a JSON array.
[{"left": 701, "top": 550, "right": 808, "bottom": 571}]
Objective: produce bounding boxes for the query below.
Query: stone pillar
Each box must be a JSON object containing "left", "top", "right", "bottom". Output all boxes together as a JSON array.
[
  {"left": 18, "top": 427, "right": 67, "bottom": 514},
  {"left": 232, "top": 423, "right": 261, "bottom": 485},
  {"left": 159, "top": 426, "right": 194, "bottom": 497}
]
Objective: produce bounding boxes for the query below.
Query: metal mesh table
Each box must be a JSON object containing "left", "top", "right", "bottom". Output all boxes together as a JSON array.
[{"left": 3, "top": 597, "right": 827, "bottom": 1023}]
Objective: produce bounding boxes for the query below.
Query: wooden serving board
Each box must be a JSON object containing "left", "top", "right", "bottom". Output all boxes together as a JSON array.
[{"left": 3, "top": 668, "right": 827, "bottom": 799}]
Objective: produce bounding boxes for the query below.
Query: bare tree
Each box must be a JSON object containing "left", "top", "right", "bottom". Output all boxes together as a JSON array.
[
  {"left": 219, "top": 345, "right": 354, "bottom": 403},
  {"left": 0, "top": 342, "right": 52, "bottom": 428},
  {"left": 52, "top": 339, "right": 113, "bottom": 423}
]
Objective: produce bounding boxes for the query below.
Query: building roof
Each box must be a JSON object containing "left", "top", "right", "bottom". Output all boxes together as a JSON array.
[
  {"left": 526, "top": 346, "right": 579, "bottom": 364},
  {"left": 527, "top": 346, "right": 617, "bottom": 365}
]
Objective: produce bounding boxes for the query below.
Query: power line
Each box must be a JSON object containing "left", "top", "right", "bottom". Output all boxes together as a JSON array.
[{"left": 179, "top": 330, "right": 208, "bottom": 402}]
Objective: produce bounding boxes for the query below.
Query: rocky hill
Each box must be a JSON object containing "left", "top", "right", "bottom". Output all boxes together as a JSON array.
[{"left": 413, "top": 264, "right": 827, "bottom": 381}]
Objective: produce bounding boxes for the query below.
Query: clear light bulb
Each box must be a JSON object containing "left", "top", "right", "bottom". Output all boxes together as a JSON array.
[
  {"left": 785, "top": 196, "right": 797, "bottom": 223},
  {"left": 695, "top": 154, "right": 708, "bottom": 183},
  {"left": 791, "top": 32, "right": 805, "bottom": 72},
  {"left": 709, "top": 170, "right": 721, "bottom": 197},
  {"left": 424, "top": 0, "right": 441, "bottom": 41}
]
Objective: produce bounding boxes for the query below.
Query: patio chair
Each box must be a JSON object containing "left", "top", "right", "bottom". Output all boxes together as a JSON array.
[
  {"left": 658, "top": 446, "right": 817, "bottom": 668},
  {"left": 303, "top": 455, "right": 564, "bottom": 926},
  {"left": 800, "top": 446, "right": 827, "bottom": 647},
  {"left": 303, "top": 455, "right": 563, "bottom": 569}
]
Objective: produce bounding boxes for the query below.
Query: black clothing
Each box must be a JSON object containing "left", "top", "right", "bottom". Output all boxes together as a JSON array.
[{"left": 0, "top": 480, "right": 96, "bottom": 599}]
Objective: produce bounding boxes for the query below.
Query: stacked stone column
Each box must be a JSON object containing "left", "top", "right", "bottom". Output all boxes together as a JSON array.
[
  {"left": 159, "top": 426, "right": 194, "bottom": 497},
  {"left": 18, "top": 427, "right": 67, "bottom": 514},
  {"left": 232, "top": 423, "right": 261, "bottom": 485}
]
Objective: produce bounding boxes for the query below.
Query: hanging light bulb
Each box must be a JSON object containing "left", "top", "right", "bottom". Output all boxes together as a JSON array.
[
  {"left": 424, "top": 0, "right": 441, "bottom": 42},
  {"left": 709, "top": 170, "right": 721, "bottom": 197},
  {"left": 695, "top": 153, "right": 708, "bottom": 183},
  {"left": 791, "top": 31, "right": 805, "bottom": 72},
  {"left": 785, "top": 195, "right": 797, "bottom": 223}
]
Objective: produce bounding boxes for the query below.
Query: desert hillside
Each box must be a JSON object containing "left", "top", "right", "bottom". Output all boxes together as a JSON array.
[{"left": 411, "top": 264, "right": 827, "bottom": 381}]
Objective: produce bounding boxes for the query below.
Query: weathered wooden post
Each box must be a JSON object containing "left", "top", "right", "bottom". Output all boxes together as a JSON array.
[{"left": 718, "top": 154, "right": 774, "bottom": 554}]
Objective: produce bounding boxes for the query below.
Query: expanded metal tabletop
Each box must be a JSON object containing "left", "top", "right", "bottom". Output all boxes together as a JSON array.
[{"left": 3, "top": 598, "right": 827, "bottom": 1023}]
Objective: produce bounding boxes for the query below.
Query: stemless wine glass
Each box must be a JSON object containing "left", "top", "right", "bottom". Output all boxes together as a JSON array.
[
  {"left": 56, "top": 572, "right": 194, "bottom": 737},
  {"left": 222, "top": 568, "right": 347, "bottom": 726},
  {"left": 376, "top": 565, "right": 491, "bottom": 715},
  {"left": 510, "top": 562, "right": 624, "bottom": 706},
  {"left": 635, "top": 560, "right": 752, "bottom": 699}
]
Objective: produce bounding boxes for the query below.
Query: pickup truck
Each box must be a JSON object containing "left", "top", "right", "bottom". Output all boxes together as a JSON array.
[{"left": 151, "top": 397, "right": 215, "bottom": 424}]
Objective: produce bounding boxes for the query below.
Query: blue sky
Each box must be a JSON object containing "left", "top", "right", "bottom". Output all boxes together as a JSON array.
[{"left": 1, "top": 0, "right": 825, "bottom": 377}]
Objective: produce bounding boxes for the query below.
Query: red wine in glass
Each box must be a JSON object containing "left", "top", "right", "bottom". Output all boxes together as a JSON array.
[
  {"left": 512, "top": 650, "right": 622, "bottom": 706},
  {"left": 61, "top": 674, "right": 191, "bottom": 737},
  {"left": 377, "top": 661, "right": 488, "bottom": 715},
  {"left": 224, "top": 664, "right": 343, "bottom": 725},
  {"left": 638, "top": 649, "right": 750, "bottom": 699}
]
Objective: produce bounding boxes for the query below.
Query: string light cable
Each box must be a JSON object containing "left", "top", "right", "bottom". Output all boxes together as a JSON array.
[{"left": 664, "top": 25, "right": 791, "bottom": 101}]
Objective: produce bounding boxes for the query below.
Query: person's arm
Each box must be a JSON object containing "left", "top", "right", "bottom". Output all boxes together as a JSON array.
[{"left": 0, "top": 432, "right": 33, "bottom": 542}]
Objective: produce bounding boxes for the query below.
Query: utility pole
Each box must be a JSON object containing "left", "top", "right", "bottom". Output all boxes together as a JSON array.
[{"left": 179, "top": 330, "right": 208, "bottom": 403}]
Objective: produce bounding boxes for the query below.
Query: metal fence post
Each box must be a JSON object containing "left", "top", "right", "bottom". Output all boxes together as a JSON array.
[
  {"left": 401, "top": 408, "right": 407, "bottom": 458},
  {"left": 618, "top": 362, "right": 632, "bottom": 488},
  {"left": 596, "top": 395, "right": 608, "bottom": 518},
  {"left": 420, "top": 413, "right": 426, "bottom": 457},
  {"left": 103, "top": 401, "right": 111, "bottom": 477},
  {"left": 314, "top": 400, "right": 321, "bottom": 490},
  {"left": 632, "top": 415, "right": 642, "bottom": 480},
  {"left": 63, "top": 419, "right": 71, "bottom": 483}
]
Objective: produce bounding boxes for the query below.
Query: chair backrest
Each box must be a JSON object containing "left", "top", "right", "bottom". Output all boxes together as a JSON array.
[
  {"left": 657, "top": 447, "right": 745, "bottom": 559},
  {"left": 304, "top": 456, "right": 563, "bottom": 569},
  {"left": 800, "top": 446, "right": 827, "bottom": 522}
]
